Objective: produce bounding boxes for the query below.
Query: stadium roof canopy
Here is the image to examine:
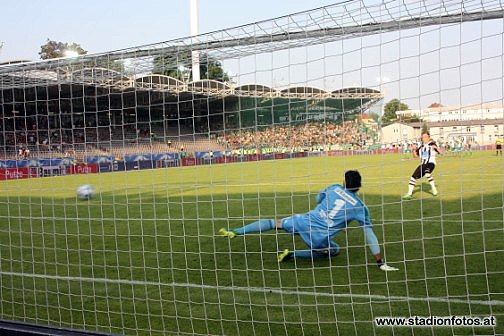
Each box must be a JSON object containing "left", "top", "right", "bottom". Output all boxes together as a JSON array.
[
  {"left": 0, "top": 66, "right": 383, "bottom": 128},
  {"left": 0, "top": 67, "right": 383, "bottom": 100},
  {"left": 135, "top": 75, "right": 184, "bottom": 91},
  {"left": 0, "top": 67, "right": 383, "bottom": 99},
  {"left": 234, "top": 84, "right": 274, "bottom": 97},
  {"left": 71, "top": 67, "right": 127, "bottom": 81}
]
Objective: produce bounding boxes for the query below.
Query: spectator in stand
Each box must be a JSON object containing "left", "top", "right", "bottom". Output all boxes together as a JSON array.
[
  {"left": 217, "top": 121, "right": 377, "bottom": 155},
  {"left": 19, "top": 147, "right": 30, "bottom": 159}
]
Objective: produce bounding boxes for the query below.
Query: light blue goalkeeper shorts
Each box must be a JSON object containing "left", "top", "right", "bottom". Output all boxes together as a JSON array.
[{"left": 281, "top": 215, "right": 340, "bottom": 255}]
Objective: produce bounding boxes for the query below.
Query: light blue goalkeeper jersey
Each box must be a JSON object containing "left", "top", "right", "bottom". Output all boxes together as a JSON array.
[{"left": 294, "top": 184, "right": 379, "bottom": 254}]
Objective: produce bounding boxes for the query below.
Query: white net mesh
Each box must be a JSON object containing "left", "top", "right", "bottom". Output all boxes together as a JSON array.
[{"left": 0, "top": 0, "right": 503, "bottom": 335}]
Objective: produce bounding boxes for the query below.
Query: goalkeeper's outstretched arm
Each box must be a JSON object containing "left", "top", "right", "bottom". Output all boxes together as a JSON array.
[{"left": 361, "top": 226, "right": 399, "bottom": 272}]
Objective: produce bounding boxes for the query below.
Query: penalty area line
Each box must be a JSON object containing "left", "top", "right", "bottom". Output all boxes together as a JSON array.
[{"left": 1, "top": 271, "right": 502, "bottom": 307}]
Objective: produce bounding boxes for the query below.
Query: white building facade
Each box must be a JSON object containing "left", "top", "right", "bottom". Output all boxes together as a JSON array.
[
  {"left": 425, "top": 119, "right": 504, "bottom": 146},
  {"left": 396, "top": 104, "right": 504, "bottom": 122},
  {"left": 381, "top": 123, "right": 419, "bottom": 145},
  {"left": 381, "top": 119, "right": 504, "bottom": 146}
]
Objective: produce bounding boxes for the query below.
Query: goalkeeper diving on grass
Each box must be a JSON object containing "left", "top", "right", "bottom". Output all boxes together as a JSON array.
[{"left": 219, "top": 170, "right": 398, "bottom": 271}]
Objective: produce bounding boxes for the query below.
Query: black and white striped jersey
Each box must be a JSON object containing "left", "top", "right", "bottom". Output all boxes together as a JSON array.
[{"left": 416, "top": 141, "right": 439, "bottom": 165}]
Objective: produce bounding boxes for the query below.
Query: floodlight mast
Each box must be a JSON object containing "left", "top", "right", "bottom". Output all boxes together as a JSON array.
[{"left": 190, "top": 0, "right": 200, "bottom": 81}]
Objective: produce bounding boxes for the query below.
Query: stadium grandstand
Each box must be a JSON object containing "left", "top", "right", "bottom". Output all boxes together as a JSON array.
[{"left": 0, "top": 64, "right": 383, "bottom": 162}]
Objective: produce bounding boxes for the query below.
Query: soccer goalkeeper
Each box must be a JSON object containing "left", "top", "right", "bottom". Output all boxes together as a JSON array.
[{"left": 219, "top": 170, "right": 398, "bottom": 271}]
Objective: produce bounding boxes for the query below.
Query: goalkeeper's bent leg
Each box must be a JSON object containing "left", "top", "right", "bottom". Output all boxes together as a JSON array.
[
  {"left": 293, "top": 249, "right": 337, "bottom": 259},
  {"left": 279, "top": 245, "right": 340, "bottom": 262},
  {"left": 232, "top": 219, "right": 276, "bottom": 235}
]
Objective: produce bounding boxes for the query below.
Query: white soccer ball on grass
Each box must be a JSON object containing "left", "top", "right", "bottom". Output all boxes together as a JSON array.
[{"left": 76, "top": 184, "right": 95, "bottom": 200}]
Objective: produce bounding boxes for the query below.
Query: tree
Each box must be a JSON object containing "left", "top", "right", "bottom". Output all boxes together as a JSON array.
[
  {"left": 39, "top": 39, "right": 127, "bottom": 73},
  {"left": 39, "top": 39, "right": 87, "bottom": 59},
  {"left": 153, "top": 51, "right": 230, "bottom": 82},
  {"left": 382, "top": 99, "right": 409, "bottom": 125}
]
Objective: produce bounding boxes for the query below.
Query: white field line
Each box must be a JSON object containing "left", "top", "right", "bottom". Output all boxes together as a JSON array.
[{"left": 1, "top": 271, "right": 502, "bottom": 307}]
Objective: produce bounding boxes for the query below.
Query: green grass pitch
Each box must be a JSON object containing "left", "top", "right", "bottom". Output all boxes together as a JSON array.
[{"left": 0, "top": 151, "right": 503, "bottom": 335}]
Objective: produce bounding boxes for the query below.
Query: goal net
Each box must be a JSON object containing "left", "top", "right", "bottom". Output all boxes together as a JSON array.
[{"left": 0, "top": 0, "right": 503, "bottom": 335}]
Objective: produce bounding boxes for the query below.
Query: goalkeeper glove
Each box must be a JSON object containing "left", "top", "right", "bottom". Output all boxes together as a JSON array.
[
  {"left": 380, "top": 264, "right": 399, "bottom": 271},
  {"left": 376, "top": 259, "right": 399, "bottom": 271}
]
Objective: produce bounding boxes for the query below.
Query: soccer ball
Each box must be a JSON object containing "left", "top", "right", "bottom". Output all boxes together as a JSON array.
[{"left": 76, "top": 184, "right": 95, "bottom": 200}]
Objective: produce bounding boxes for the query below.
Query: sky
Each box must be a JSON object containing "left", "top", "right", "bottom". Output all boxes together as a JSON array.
[
  {"left": 1, "top": 0, "right": 503, "bottom": 109},
  {"left": 0, "top": 0, "right": 336, "bottom": 61}
]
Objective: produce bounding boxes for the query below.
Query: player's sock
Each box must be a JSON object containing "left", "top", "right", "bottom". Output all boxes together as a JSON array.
[
  {"left": 292, "top": 249, "right": 331, "bottom": 259},
  {"left": 407, "top": 177, "right": 416, "bottom": 195},
  {"left": 426, "top": 173, "right": 438, "bottom": 195},
  {"left": 431, "top": 185, "right": 438, "bottom": 196},
  {"left": 233, "top": 219, "right": 275, "bottom": 235}
]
